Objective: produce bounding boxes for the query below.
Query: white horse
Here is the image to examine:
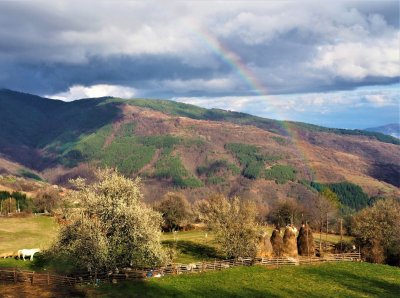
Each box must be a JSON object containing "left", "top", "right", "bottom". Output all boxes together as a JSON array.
[{"left": 18, "top": 248, "right": 41, "bottom": 261}]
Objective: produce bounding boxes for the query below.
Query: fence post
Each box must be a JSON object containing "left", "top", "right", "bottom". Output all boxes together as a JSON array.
[
  {"left": 31, "top": 272, "right": 34, "bottom": 285},
  {"left": 47, "top": 272, "right": 50, "bottom": 285},
  {"left": 14, "top": 268, "right": 17, "bottom": 283}
]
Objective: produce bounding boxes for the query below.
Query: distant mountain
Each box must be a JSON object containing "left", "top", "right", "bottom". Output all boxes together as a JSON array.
[
  {"left": 365, "top": 123, "right": 400, "bottom": 139},
  {"left": 0, "top": 89, "right": 399, "bottom": 204}
]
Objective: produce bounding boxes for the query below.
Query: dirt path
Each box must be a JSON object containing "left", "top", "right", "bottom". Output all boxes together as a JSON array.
[{"left": 138, "top": 148, "right": 161, "bottom": 174}]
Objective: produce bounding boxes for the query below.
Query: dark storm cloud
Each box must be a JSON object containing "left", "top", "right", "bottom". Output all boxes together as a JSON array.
[
  {"left": 0, "top": 55, "right": 232, "bottom": 96},
  {"left": 0, "top": 0, "right": 398, "bottom": 99}
]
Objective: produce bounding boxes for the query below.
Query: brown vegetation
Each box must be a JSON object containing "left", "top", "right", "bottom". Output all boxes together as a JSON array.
[
  {"left": 297, "top": 223, "right": 315, "bottom": 256},
  {"left": 270, "top": 228, "right": 283, "bottom": 257},
  {"left": 282, "top": 226, "right": 298, "bottom": 257}
]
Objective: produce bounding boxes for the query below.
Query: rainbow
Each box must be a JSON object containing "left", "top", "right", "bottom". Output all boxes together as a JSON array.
[{"left": 192, "top": 27, "right": 317, "bottom": 181}]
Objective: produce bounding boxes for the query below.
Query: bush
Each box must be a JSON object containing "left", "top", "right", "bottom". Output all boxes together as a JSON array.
[{"left": 156, "top": 192, "right": 193, "bottom": 231}]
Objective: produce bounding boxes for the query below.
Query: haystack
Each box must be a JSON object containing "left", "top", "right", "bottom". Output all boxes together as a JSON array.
[
  {"left": 256, "top": 231, "right": 273, "bottom": 258},
  {"left": 270, "top": 228, "right": 283, "bottom": 256},
  {"left": 297, "top": 223, "right": 315, "bottom": 256},
  {"left": 283, "top": 226, "right": 298, "bottom": 257}
]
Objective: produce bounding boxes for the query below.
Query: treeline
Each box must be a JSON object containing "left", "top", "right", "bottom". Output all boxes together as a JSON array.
[
  {"left": 308, "top": 181, "right": 370, "bottom": 211},
  {"left": 0, "top": 190, "right": 31, "bottom": 213},
  {"left": 0, "top": 187, "right": 61, "bottom": 214}
]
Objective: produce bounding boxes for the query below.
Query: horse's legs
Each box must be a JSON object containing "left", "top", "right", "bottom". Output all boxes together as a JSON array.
[{"left": 22, "top": 254, "right": 25, "bottom": 261}]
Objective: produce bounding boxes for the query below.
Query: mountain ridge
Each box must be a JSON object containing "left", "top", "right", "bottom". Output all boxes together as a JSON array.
[
  {"left": 0, "top": 89, "right": 399, "bottom": 204},
  {"left": 365, "top": 123, "right": 400, "bottom": 139}
]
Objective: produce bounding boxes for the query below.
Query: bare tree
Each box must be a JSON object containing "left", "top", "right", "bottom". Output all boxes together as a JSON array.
[
  {"left": 352, "top": 198, "right": 400, "bottom": 265},
  {"left": 155, "top": 192, "right": 193, "bottom": 232}
]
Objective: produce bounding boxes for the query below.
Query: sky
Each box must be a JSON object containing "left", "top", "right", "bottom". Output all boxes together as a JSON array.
[{"left": 0, "top": 0, "right": 399, "bottom": 129}]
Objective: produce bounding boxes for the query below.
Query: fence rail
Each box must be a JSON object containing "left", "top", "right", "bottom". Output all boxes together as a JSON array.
[{"left": 0, "top": 253, "right": 361, "bottom": 286}]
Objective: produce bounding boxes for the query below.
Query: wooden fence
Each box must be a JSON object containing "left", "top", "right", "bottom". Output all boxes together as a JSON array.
[
  {"left": 0, "top": 268, "right": 76, "bottom": 287},
  {"left": 0, "top": 253, "right": 361, "bottom": 286}
]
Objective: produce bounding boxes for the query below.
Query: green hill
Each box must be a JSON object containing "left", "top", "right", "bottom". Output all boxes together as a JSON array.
[
  {"left": 93, "top": 262, "right": 400, "bottom": 298},
  {"left": 0, "top": 89, "right": 399, "bottom": 201}
]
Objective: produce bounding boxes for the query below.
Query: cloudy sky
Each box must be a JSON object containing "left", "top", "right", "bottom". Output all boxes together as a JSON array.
[{"left": 0, "top": 0, "right": 398, "bottom": 129}]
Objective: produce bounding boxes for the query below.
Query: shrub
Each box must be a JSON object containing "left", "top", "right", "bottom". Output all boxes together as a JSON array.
[{"left": 155, "top": 192, "right": 193, "bottom": 231}]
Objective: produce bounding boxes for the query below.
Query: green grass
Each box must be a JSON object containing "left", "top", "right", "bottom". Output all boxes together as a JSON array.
[
  {"left": 161, "top": 229, "right": 353, "bottom": 263},
  {"left": 91, "top": 262, "right": 400, "bottom": 298},
  {"left": 0, "top": 216, "right": 58, "bottom": 271},
  {"left": 0, "top": 217, "right": 353, "bottom": 270},
  {"left": 0, "top": 216, "right": 57, "bottom": 255}
]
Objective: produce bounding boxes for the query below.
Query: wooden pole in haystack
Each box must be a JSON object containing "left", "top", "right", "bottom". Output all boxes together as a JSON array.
[
  {"left": 325, "top": 213, "right": 328, "bottom": 250},
  {"left": 340, "top": 218, "right": 343, "bottom": 252},
  {"left": 306, "top": 221, "right": 310, "bottom": 260}
]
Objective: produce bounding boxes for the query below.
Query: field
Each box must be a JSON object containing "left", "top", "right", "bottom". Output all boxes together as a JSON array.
[
  {"left": 161, "top": 228, "right": 353, "bottom": 263},
  {"left": 0, "top": 216, "right": 397, "bottom": 298},
  {"left": 90, "top": 262, "right": 400, "bottom": 298},
  {"left": 0, "top": 216, "right": 57, "bottom": 254},
  {"left": 0, "top": 216, "right": 353, "bottom": 268}
]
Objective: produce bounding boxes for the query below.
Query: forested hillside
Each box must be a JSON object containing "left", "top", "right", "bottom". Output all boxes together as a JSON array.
[{"left": 0, "top": 89, "right": 399, "bottom": 204}]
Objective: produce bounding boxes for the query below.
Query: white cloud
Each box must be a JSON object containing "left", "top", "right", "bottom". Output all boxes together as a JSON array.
[
  {"left": 47, "top": 84, "right": 137, "bottom": 101},
  {"left": 161, "top": 77, "right": 237, "bottom": 93},
  {"left": 173, "top": 84, "right": 400, "bottom": 120},
  {"left": 312, "top": 33, "right": 400, "bottom": 80}
]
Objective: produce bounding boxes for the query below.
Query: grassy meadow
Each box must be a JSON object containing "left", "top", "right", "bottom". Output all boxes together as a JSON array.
[
  {"left": 0, "top": 216, "right": 57, "bottom": 254},
  {"left": 0, "top": 216, "right": 354, "bottom": 268},
  {"left": 89, "top": 262, "right": 400, "bottom": 298}
]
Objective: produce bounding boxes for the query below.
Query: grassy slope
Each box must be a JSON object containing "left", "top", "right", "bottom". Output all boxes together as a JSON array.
[
  {"left": 0, "top": 216, "right": 57, "bottom": 254},
  {"left": 118, "top": 97, "right": 400, "bottom": 145},
  {"left": 91, "top": 262, "right": 400, "bottom": 298},
  {"left": 1, "top": 90, "right": 399, "bottom": 194}
]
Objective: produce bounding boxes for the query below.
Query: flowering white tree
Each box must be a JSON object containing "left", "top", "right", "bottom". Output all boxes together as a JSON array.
[{"left": 51, "top": 168, "right": 167, "bottom": 272}]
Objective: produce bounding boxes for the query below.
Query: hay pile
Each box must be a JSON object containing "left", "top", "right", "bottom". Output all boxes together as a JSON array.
[
  {"left": 297, "top": 223, "right": 315, "bottom": 256},
  {"left": 256, "top": 231, "right": 273, "bottom": 257},
  {"left": 283, "top": 226, "right": 298, "bottom": 257},
  {"left": 270, "top": 228, "right": 283, "bottom": 256}
]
